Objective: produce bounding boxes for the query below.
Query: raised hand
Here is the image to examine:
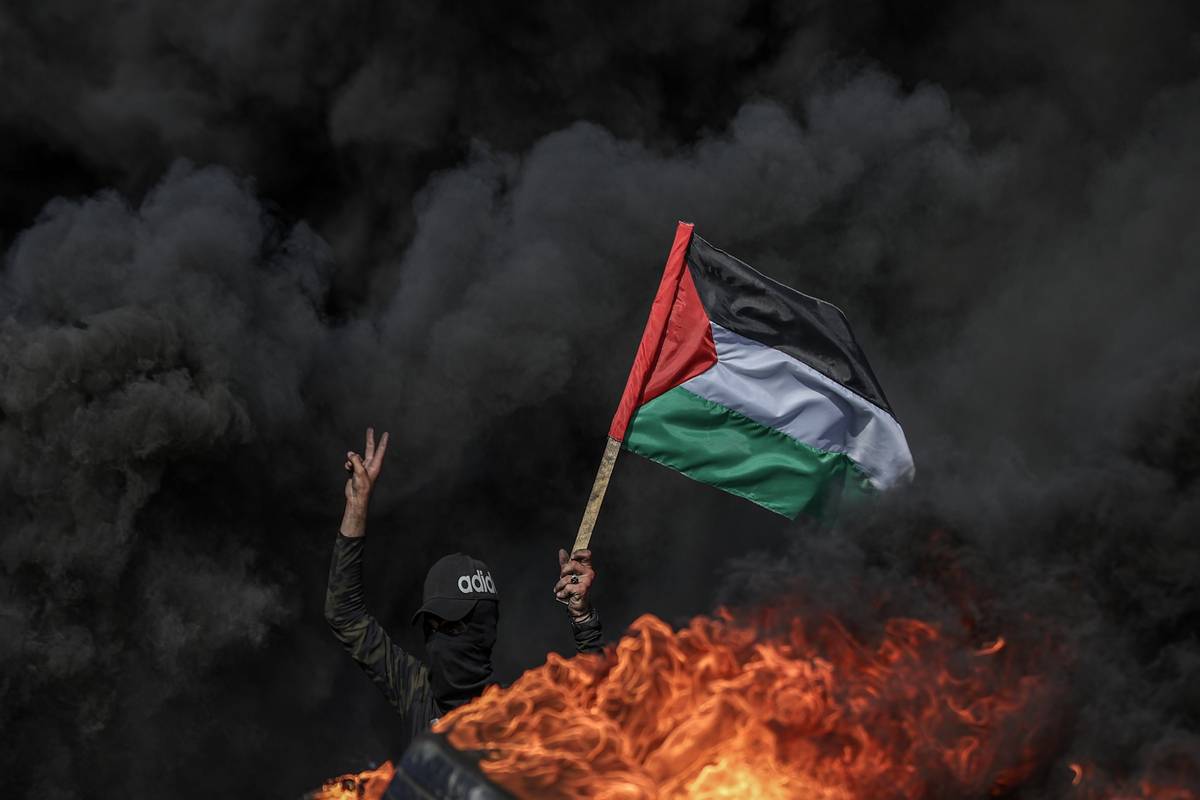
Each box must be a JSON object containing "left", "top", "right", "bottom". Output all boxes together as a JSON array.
[
  {"left": 554, "top": 549, "right": 595, "bottom": 621},
  {"left": 340, "top": 427, "right": 389, "bottom": 538}
]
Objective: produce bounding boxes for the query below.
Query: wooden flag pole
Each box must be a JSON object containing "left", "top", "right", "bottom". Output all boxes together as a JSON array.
[
  {"left": 569, "top": 224, "right": 693, "bottom": 552},
  {"left": 571, "top": 436, "right": 621, "bottom": 552}
]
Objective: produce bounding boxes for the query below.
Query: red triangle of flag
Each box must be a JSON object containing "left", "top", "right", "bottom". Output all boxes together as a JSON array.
[{"left": 609, "top": 223, "right": 717, "bottom": 441}]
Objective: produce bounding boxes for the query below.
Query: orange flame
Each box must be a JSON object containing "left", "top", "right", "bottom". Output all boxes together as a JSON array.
[
  {"left": 308, "top": 761, "right": 394, "bottom": 800},
  {"left": 436, "top": 610, "right": 1053, "bottom": 799}
]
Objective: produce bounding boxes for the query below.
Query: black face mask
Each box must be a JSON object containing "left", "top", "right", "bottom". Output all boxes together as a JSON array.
[{"left": 424, "top": 600, "right": 498, "bottom": 712}]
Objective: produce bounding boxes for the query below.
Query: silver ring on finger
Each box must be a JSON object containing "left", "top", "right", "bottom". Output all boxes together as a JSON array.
[{"left": 571, "top": 575, "right": 580, "bottom": 584}]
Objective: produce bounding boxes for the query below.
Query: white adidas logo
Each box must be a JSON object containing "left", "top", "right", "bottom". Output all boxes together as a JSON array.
[{"left": 457, "top": 569, "right": 496, "bottom": 594}]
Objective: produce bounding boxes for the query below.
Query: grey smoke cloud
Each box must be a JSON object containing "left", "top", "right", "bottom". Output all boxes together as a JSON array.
[{"left": 1, "top": 1, "right": 1198, "bottom": 796}]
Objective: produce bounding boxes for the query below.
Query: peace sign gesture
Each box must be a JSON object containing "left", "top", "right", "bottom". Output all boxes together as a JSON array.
[{"left": 340, "top": 427, "right": 389, "bottom": 538}]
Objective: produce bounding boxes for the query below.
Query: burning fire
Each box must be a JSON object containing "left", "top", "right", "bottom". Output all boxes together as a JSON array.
[
  {"left": 437, "top": 610, "right": 1197, "bottom": 800},
  {"left": 307, "top": 761, "right": 394, "bottom": 800},
  {"left": 436, "top": 609, "right": 1048, "bottom": 798}
]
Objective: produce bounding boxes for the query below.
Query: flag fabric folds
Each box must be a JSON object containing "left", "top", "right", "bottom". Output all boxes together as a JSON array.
[{"left": 609, "top": 222, "right": 914, "bottom": 519}]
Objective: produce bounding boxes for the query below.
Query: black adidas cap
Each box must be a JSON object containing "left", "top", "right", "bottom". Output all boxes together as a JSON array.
[{"left": 411, "top": 553, "right": 498, "bottom": 625}]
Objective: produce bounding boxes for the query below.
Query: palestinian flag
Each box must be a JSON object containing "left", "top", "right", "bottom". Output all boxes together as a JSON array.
[{"left": 610, "top": 222, "right": 913, "bottom": 519}]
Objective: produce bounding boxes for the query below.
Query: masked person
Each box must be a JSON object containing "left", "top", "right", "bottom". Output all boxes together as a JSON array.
[{"left": 325, "top": 428, "right": 603, "bottom": 735}]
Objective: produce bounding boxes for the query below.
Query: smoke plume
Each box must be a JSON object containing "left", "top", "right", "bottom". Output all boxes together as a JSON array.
[{"left": 1, "top": 1, "right": 1197, "bottom": 796}]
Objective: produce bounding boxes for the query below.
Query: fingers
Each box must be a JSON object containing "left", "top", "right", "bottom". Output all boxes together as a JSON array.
[
  {"left": 347, "top": 451, "right": 368, "bottom": 479},
  {"left": 555, "top": 549, "right": 595, "bottom": 605},
  {"left": 553, "top": 574, "right": 593, "bottom": 601},
  {"left": 558, "top": 562, "right": 582, "bottom": 578},
  {"left": 554, "top": 574, "right": 590, "bottom": 593},
  {"left": 559, "top": 560, "right": 594, "bottom": 578},
  {"left": 553, "top": 581, "right": 592, "bottom": 600},
  {"left": 369, "top": 431, "right": 389, "bottom": 478},
  {"left": 353, "top": 428, "right": 390, "bottom": 481}
]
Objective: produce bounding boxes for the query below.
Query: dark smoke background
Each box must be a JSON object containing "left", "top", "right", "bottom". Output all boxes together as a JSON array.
[{"left": 1, "top": 1, "right": 1198, "bottom": 796}]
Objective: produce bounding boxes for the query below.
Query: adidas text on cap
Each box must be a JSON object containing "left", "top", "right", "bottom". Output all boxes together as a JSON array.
[{"left": 411, "top": 553, "right": 498, "bottom": 625}]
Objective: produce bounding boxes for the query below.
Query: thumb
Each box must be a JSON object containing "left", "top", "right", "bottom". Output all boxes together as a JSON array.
[
  {"left": 558, "top": 548, "right": 568, "bottom": 569},
  {"left": 348, "top": 452, "right": 368, "bottom": 478}
]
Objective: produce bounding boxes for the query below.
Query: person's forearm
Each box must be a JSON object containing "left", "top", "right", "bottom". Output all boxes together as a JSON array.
[
  {"left": 571, "top": 609, "right": 604, "bottom": 654},
  {"left": 324, "top": 531, "right": 426, "bottom": 716},
  {"left": 339, "top": 499, "right": 368, "bottom": 538},
  {"left": 325, "top": 533, "right": 368, "bottom": 634}
]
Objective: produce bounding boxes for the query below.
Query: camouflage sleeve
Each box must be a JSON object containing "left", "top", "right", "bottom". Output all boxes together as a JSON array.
[
  {"left": 571, "top": 609, "right": 604, "bottom": 654},
  {"left": 325, "top": 534, "right": 432, "bottom": 718}
]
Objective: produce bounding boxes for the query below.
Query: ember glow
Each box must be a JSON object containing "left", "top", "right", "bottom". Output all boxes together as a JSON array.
[
  {"left": 1069, "top": 760, "right": 1200, "bottom": 800},
  {"left": 307, "top": 762, "right": 394, "bottom": 800},
  {"left": 437, "top": 610, "right": 1058, "bottom": 799}
]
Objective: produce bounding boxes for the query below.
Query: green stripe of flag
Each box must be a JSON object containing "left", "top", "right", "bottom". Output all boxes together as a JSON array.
[{"left": 624, "top": 385, "right": 871, "bottom": 519}]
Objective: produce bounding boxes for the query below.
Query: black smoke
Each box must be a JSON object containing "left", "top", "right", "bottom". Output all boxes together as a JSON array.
[{"left": 1, "top": 2, "right": 1198, "bottom": 797}]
